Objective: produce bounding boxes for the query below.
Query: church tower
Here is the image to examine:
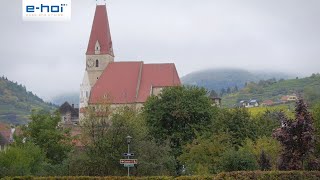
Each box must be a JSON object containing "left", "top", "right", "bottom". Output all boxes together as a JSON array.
[
  {"left": 86, "top": 5, "right": 114, "bottom": 86},
  {"left": 80, "top": 5, "right": 114, "bottom": 110}
]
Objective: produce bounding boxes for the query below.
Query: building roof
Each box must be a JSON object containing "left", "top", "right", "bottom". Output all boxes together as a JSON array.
[
  {"left": 136, "top": 64, "right": 181, "bottom": 102},
  {"left": 281, "top": 96, "right": 288, "bottom": 101},
  {"left": 59, "top": 102, "right": 79, "bottom": 118},
  {"left": 86, "top": 5, "right": 113, "bottom": 56},
  {"left": 89, "top": 62, "right": 181, "bottom": 104},
  {"left": 250, "top": 100, "right": 258, "bottom": 103},
  {"left": 262, "top": 100, "right": 274, "bottom": 106}
]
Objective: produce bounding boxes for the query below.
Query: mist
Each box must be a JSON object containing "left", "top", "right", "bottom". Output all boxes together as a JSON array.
[{"left": 1, "top": 0, "right": 320, "bottom": 100}]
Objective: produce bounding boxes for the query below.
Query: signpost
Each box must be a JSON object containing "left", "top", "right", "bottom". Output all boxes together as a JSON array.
[
  {"left": 120, "top": 135, "right": 137, "bottom": 177},
  {"left": 123, "top": 153, "right": 135, "bottom": 157},
  {"left": 120, "top": 159, "right": 138, "bottom": 164}
]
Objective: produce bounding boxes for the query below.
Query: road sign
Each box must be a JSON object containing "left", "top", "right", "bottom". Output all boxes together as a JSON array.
[
  {"left": 120, "top": 159, "right": 138, "bottom": 164},
  {"left": 123, "top": 153, "right": 135, "bottom": 157},
  {"left": 124, "top": 164, "right": 134, "bottom": 167}
]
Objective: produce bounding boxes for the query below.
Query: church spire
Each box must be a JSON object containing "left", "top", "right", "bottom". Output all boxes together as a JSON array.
[{"left": 86, "top": 5, "right": 113, "bottom": 56}]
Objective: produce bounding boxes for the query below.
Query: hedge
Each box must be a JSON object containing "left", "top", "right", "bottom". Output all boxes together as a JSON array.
[{"left": 3, "top": 171, "right": 320, "bottom": 180}]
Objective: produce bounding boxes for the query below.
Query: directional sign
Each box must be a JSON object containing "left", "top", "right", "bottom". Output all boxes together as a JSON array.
[
  {"left": 123, "top": 153, "right": 135, "bottom": 157},
  {"left": 120, "top": 159, "right": 138, "bottom": 164},
  {"left": 124, "top": 164, "right": 134, "bottom": 168}
]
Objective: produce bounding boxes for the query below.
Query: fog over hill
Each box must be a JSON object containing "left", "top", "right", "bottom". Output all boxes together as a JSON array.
[
  {"left": 50, "top": 92, "right": 80, "bottom": 107},
  {"left": 181, "top": 68, "right": 296, "bottom": 92},
  {"left": 1, "top": 1, "right": 320, "bottom": 100}
]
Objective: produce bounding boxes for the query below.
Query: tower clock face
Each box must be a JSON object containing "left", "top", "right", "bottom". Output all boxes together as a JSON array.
[{"left": 87, "top": 59, "right": 94, "bottom": 68}]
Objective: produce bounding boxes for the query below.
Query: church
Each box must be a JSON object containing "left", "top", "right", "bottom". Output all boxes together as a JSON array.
[{"left": 79, "top": 5, "right": 181, "bottom": 115}]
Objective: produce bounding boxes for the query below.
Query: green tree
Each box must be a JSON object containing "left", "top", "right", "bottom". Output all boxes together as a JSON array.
[
  {"left": 313, "top": 103, "right": 320, "bottom": 156},
  {"left": 241, "top": 137, "right": 281, "bottom": 170},
  {"left": 219, "top": 148, "right": 258, "bottom": 172},
  {"left": 254, "top": 110, "right": 282, "bottom": 137},
  {"left": 259, "top": 150, "right": 271, "bottom": 171},
  {"left": 304, "top": 86, "right": 320, "bottom": 107},
  {"left": 212, "top": 108, "right": 257, "bottom": 148},
  {"left": 0, "top": 143, "right": 46, "bottom": 177},
  {"left": 80, "top": 105, "right": 175, "bottom": 176},
  {"left": 178, "top": 133, "right": 231, "bottom": 175},
  {"left": 21, "top": 110, "right": 72, "bottom": 164},
  {"left": 143, "top": 86, "right": 213, "bottom": 173}
]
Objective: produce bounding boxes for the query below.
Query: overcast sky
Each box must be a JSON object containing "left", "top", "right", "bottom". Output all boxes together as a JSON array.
[{"left": 1, "top": 0, "right": 320, "bottom": 100}]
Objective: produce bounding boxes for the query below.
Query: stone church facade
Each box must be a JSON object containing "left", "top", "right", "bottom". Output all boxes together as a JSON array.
[{"left": 80, "top": 5, "right": 181, "bottom": 118}]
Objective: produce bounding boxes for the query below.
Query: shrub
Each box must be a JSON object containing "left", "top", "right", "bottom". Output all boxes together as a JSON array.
[{"left": 219, "top": 149, "right": 258, "bottom": 172}]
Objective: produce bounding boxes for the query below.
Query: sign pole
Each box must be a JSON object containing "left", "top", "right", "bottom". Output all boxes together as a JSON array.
[
  {"left": 121, "top": 136, "right": 137, "bottom": 176},
  {"left": 127, "top": 140, "right": 130, "bottom": 176}
]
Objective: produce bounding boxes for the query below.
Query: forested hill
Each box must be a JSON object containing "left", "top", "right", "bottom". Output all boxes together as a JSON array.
[
  {"left": 222, "top": 73, "right": 320, "bottom": 107},
  {"left": 0, "top": 76, "right": 56, "bottom": 124},
  {"left": 181, "top": 68, "right": 293, "bottom": 92}
]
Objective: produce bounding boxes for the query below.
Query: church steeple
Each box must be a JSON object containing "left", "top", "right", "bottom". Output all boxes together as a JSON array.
[
  {"left": 84, "top": 5, "right": 115, "bottom": 87},
  {"left": 86, "top": 5, "right": 114, "bottom": 56}
]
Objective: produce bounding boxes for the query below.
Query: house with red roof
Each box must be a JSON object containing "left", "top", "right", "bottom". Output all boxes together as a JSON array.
[{"left": 79, "top": 5, "right": 181, "bottom": 118}]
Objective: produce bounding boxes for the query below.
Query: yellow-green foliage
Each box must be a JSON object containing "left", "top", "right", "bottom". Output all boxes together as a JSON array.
[
  {"left": 241, "top": 137, "right": 281, "bottom": 170},
  {"left": 178, "top": 133, "right": 231, "bottom": 175},
  {"left": 222, "top": 75, "right": 320, "bottom": 107},
  {"left": 248, "top": 105, "right": 294, "bottom": 118}
]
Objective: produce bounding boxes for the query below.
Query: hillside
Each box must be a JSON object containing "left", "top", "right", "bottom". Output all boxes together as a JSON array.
[
  {"left": 0, "top": 76, "right": 57, "bottom": 124},
  {"left": 222, "top": 74, "right": 320, "bottom": 107},
  {"left": 181, "top": 68, "right": 293, "bottom": 92}
]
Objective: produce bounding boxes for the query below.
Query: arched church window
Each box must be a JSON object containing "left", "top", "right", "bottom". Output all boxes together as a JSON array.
[{"left": 96, "top": 59, "right": 99, "bottom": 67}]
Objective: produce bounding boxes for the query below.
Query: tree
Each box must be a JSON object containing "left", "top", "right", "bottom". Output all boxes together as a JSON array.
[
  {"left": 21, "top": 110, "right": 72, "bottom": 164},
  {"left": 210, "top": 90, "right": 218, "bottom": 98},
  {"left": 234, "top": 85, "right": 239, "bottom": 92},
  {"left": 178, "top": 133, "right": 231, "bottom": 175},
  {"left": 226, "top": 87, "right": 231, "bottom": 94},
  {"left": 143, "top": 86, "right": 213, "bottom": 174},
  {"left": 220, "top": 88, "right": 226, "bottom": 96},
  {"left": 219, "top": 148, "right": 258, "bottom": 172},
  {"left": 0, "top": 143, "right": 46, "bottom": 177},
  {"left": 273, "top": 98, "right": 315, "bottom": 170},
  {"left": 254, "top": 110, "right": 282, "bottom": 137},
  {"left": 259, "top": 150, "right": 271, "bottom": 171},
  {"left": 304, "top": 86, "right": 320, "bottom": 107},
  {"left": 313, "top": 103, "right": 320, "bottom": 155},
  {"left": 242, "top": 137, "right": 281, "bottom": 170},
  {"left": 80, "top": 104, "right": 176, "bottom": 176},
  {"left": 211, "top": 108, "right": 257, "bottom": 148}
]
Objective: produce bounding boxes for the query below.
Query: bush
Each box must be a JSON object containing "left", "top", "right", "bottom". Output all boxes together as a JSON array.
[
  {"left": 219, "top": 149, "right": 258, "bottom": 172},
  {"left": 5, "top": 171, "right": 320, "bottom": 180},
  {"left": 215, "top": 171, "right": 320, "bottom": 180}
]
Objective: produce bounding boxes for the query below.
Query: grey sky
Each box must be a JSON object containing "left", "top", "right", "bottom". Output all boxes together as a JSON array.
[{"left": 1, "top": 0, "right": 320, "bottom": 100}]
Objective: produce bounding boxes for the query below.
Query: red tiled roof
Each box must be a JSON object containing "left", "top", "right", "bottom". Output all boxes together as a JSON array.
[
  {"left": 136, "top": 64, "right": 181, "bottom": 102},
  {"left": 86, "top": 5, "right": 113, "bottom": 56},
  {"left": 89, "top": 62, "right": 181, "bottom": 104},
  {"left": 90, "top": 62, "right": 142, "bottom": 104},
  {"left": 281, "top": 96, "right": 288, "bottom": 101},
  {"left": 262, "top": 100, "right": 274, "bottom": 106}
]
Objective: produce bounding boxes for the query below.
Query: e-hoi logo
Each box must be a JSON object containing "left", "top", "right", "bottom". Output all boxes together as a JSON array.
[{"left": 22, "top": 0, "right": 71, "bottom": 21}]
